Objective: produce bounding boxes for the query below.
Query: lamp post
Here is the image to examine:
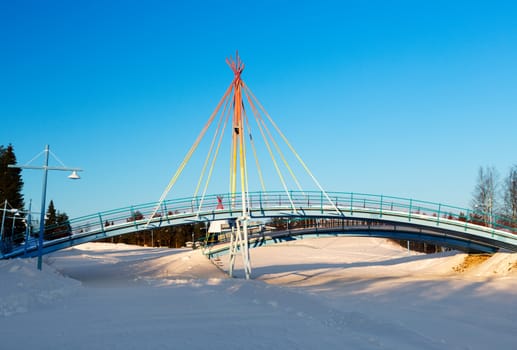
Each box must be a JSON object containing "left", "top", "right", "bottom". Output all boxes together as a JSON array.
[
  {"left": 8, "top": 145, "right": 82, "bottom": 270},
  {"left": 23, "top": 200, "right": 32, "bottom": 257},
  {"left": 0, "top": 200, "right": 8, "bottom": 242},
  {"left": 1, "top": 201, "right": 19, "bottom": 243},
  {"left": 1, "top": 201, "right": 33, "bottom": 255},
  {"left": 10, "top": 210, "right": 20, "bottom": 238}
]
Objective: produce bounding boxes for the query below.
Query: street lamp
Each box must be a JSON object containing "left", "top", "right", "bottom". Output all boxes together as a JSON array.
[
  {"left": 0, "top": 200, "right": 10, "bottom": 241},
  {"left": 8, "top": 144, "right": 82, "bottom": 270},
  {"left": 0, "top": 201, "right": 17, "bottom": 251},
  {"left": 0, "top": 201, "right": 36, "bottom": 255},
  {"left": 23, "top": 200, "right": 33, "bottom": 257},
  {"left": 10, "top": 210, "right": 20, "bottom": 238},
  {"left": 1, "top": 202, "right": 20, "bottom": 239}
]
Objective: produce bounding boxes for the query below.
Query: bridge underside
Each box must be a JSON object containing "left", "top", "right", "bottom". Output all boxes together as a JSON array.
[{"left": 205, "top": 219, "right": 504, "bottom": 258}]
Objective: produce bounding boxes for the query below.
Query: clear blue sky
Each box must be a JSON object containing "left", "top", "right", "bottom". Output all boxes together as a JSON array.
[{"left": 1, "top": 0, "right": 516, "bottom": 218}]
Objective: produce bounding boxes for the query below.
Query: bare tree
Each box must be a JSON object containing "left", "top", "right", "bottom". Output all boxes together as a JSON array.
[
  {"left": 472, "top": 166, "right": 498, "bottom": 227},
  {"left": 503, "top": 165, "right": 517, "bottom": 226}
]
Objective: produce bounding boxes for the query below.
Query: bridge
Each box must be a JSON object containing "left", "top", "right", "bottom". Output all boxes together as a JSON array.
[
  {"left": 3, "top": 191, "right": 516, "bottom": 263},
  {"left": 3, "top": 53, "right": 516, "bottom": 279}
]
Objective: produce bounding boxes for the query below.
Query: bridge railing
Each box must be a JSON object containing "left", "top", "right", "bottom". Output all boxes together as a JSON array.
[
  {"left": 244, "top": 191, "right": 515, "bottom": 232},
  {"left": 4, "top": 191, "right": 517, "bottom": 257},
  {"left": 30, "top": 191, "right": 517, "bottom": 239}
]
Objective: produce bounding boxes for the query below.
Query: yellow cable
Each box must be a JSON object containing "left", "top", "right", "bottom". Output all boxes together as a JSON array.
[
  {"left": 243, "top": 108, "right": 266, "bottom": 192},
  {"left": 241, "top": 107, "right": 250, "bottom": 213},
  {"left": 244, "top": 89, "right": 296, "bottom": 211},
  {"left": 146, "top": 83, "right": 234, "bottom": 225},
  {"left": 197, "top": 97, "right": 231, "bottom": 213},
  {"left": 230, "top": 101, "right": 238, "bottom": 200},
  {"left": 194, "top": 91, "right": 231, "bottom": 198},
  {"left": 258, "top": 111, "right": 303, "bottom": 192},
  {"left": 244, "top": 83, "right": 340, "bottom": 214}
]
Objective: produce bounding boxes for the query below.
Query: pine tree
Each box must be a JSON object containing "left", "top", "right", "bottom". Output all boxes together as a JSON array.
[
  {"left": 45, "top": 200, "right": 57, "bottom": 225},
  {"left": 0, "top": 144, "right": 25, "bottom": 242},
  {"left": 55, "top": 212, "right": 72, "bottom": 238},
  {"left": 44, "top": 200, "right": 72, "bottom": 239},
  {"left": 43, "top": 200, "right": 57, "bottom": 240}
]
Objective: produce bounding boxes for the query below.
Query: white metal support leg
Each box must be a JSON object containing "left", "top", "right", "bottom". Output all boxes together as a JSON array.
[{"left": 228, "top": 216, "right": 251, "bottom": 279}]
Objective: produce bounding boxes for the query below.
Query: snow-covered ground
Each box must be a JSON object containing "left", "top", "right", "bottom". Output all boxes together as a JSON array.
[{"left": 1, "top": 237, "right": 516, "bottom": 349}]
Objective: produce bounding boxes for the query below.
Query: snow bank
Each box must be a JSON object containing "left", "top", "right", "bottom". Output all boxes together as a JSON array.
[
  {"left": 466, "top": 252, "right": 517, "bottom": 277},
  {"left": 0, "top": 258, "right": 81, "bottom": 317},
  {"left": 1, "top": 238, "right": 516, "bottom": 350}
]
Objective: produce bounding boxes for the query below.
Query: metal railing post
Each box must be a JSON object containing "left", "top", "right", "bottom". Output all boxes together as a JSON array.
[
  {"left": 98, "top": 213, "right": 105, "bottom": 235},
  {"left": 320, "top": 191, "right": 323, "bottom": 214}
]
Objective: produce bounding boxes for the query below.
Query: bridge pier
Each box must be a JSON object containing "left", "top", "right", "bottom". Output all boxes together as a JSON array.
[{"left": 228, "top": 216, "right": 251, "bottom": 279}]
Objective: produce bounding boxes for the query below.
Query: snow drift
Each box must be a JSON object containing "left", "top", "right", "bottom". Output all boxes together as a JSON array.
[{"left": 1, "top": 237, "right": 516, "bottom": 350}]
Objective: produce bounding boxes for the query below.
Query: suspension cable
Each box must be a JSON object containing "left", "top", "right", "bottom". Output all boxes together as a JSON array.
[
  {"left": 197, "top": 98, "right": 231, "bottom": 214},
  {"left": 241, "top": 107, "right": 251, "bottom": 214},
  {"left": 244, "top": 83, "right": 340, "bottom": 214},
  {"left": 146, "top": 83, "right": 234, "bottom": 225},
  {"left": 243, "top": 109, "right": 266, "bottom": 192},
  {"left": 243, "top": 88, "right": 296, "bottom": 212},
  {"left": 193, "top": 90, "right": 232, "bottom": 198},
  {"left": 255, "top": 109, "right": 303, "bottom": 192}
]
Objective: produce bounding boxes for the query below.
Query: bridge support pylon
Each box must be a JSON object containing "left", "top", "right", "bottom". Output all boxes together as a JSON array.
[{"left": 228, "top": 215, "right": 251, "bottom": 279}]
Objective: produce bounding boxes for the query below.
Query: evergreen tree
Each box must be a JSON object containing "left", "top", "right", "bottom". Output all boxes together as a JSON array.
[
  {"left": 55, "top": 212, "right": 72, "bottom": 238},
  {"left": 44, "top": 200, "right": 72, "bottom": 239},
  {"left": 43, "top": 200, "right": 57, "bottom": 240},
  {"left": 0, "top": 144, "right": 25, "bottom": 242},
  {"left": 45, "top": 200, "right": 57, "bottom": 226}
]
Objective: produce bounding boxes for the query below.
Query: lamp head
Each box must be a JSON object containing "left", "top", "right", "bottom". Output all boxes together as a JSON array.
[{"left": 68, "top": 171, "right": 81, "bottom": 180}]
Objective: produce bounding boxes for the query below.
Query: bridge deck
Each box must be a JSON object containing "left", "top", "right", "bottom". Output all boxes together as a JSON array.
[{"left": 2, "top": 191, "right": 516, "bottom": 259}]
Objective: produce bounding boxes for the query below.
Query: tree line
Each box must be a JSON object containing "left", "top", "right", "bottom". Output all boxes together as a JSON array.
[
  {"left": 98, "top": 222, "right": 206, "bottom": 248},
  {"left": 0, "top": 144, "right": 207, "bottom": 250},
  {"left": 471, "top": 165, "right": 517, "bottom": 228},
  {"left": 0, "top": 144, "right": 72, "bottom": 252}
]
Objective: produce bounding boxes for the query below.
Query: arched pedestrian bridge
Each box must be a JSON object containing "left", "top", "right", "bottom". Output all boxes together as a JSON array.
[{"left": 2, "top": 191, "right": 517, "bottom": 260}]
